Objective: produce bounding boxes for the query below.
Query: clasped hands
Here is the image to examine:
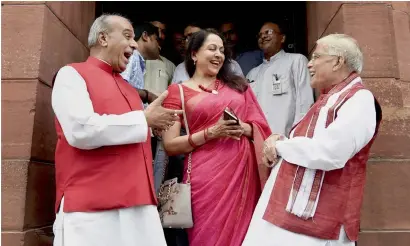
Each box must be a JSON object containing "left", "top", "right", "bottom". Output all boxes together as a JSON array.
[{"left": 262, "top": 134, "right": 283, "bottom": 167}]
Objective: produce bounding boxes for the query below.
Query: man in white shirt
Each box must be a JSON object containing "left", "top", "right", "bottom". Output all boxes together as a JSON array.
[
  {"left": 145, "top": 20, "right": 176, "bottom": 96},
  {"left": 247, "top": 21, "right": 314, "bottom": 136},
  {"left": 51, "top": 14, "right": 181, "bottom": 246}
]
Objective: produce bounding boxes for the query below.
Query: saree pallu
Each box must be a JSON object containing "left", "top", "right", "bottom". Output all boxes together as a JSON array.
[{"left": 164, "top": 83, "right": 271, "bottom": 246}]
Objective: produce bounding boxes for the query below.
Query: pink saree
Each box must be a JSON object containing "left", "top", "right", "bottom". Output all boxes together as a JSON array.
[{"left": 163, "top": 83, "right": 271, "bottom": 246}]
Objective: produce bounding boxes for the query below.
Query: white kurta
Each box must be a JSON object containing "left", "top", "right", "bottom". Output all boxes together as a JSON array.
[
  {"left": 243, "top": 78, "right": 377, "bottom": 246},
  {"left": 52, "top": 64, "right": 166, "bottom": 246},
  {"left": 145, "top": 55, "right": 176, "bottom": 96},
  {"left": 247, "top": 50, "right": 314, "bottom": 136}
]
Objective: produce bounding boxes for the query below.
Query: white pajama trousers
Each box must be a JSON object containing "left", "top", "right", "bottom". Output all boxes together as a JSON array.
[
  {"left": 53, "top": 198, "right": 167, "bottom": 246},
  {"left": 242, "top": 161, "right": 355, "bottom": 246}
]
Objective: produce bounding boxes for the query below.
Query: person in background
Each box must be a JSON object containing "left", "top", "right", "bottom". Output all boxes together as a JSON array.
[
  {"left": 172, "top": 31, "right": 186, "bottom": 64},
  {"left": 51, "top": 14, "right": 182, "bottom": 246},
  {"left": 220, "top": 21, "right": 264, "bottom": 76},
  {"left": 171, "top": 23, "right": 202, "bottom": 83},
  {"left": 145, "top": 20, "right": 176, "bottom": 96},
  {"left": 247, "top": 21, "right": 314, "bottom": 137},
  {"left": 243, "top": 33, "right": 382, "bottom": 246},
  {"left": 121, "top": 22, "right": 161, "bottom": 104},
  {"left": 162, "top": 28, "right": 271, "bottom": 246}
]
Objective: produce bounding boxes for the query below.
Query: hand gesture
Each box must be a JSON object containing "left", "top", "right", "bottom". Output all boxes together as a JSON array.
[{"left": 144, "top": 91, "right": 183, "bottom": 131}]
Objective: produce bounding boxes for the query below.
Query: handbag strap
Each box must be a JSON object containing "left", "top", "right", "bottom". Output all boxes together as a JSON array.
[{"left": 177, "top": 84, "right": 192, "bottom": 184}]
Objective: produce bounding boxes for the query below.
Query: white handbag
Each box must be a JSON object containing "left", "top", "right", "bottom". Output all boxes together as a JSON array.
[{"left": 157, "top": 84, "right": 193, "bottom": 228}]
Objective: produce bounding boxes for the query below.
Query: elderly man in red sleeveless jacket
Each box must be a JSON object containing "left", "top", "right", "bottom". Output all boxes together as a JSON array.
[
  {"left": 243, "top": 34, "right": 382, "bottom": 246},
  {"left": 51, "top": 14, "right": 182, "bottom": 246}
]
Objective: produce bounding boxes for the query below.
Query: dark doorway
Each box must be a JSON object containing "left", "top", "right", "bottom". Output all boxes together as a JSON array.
[{"left": 96, "top": 1, "right": 307, "bottom": 65}]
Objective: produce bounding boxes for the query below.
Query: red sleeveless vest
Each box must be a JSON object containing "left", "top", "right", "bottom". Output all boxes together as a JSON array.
[
  {"left": 54, "top": 57, "right": 156, "bottom": 213},
  {"left": 263, "top": 77, "right": 382, "bottom": 241}
]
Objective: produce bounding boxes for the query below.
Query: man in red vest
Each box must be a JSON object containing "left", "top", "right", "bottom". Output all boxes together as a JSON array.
[
  {"left": 243, "top": 34, "right": 382, "bottom": 246},
  {"left": 51, "top": 14, "right": 182, "bottom": 246}
]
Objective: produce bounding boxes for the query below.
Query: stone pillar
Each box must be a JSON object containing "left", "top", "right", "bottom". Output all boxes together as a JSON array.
[
  {"left": 307, "top": 1, "right": 410, "bottom": 245},
  {"left": 1, "top": 1, "right": 94, "bottom": 245}
]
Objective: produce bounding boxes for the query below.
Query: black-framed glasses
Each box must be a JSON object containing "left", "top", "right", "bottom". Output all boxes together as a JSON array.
[{"left": 257, "top": 29, "right": 281, "bottom": 39}]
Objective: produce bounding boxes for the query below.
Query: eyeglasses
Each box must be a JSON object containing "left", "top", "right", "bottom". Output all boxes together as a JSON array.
[
  {"left": 310, "top": 52, "right": 340, "bottom": 62},
  {"left": 257, "top": 29, "right": 281, "bottom": 39}
]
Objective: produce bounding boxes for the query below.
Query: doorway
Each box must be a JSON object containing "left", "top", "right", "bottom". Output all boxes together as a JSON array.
[{"left": 96, "top": 1, "right": 308, "bottom": 66}]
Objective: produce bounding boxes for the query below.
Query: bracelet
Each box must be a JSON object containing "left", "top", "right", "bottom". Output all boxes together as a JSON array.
[
  {"left": 203, "top": 129, "right": 209, "bottom": 141},
  {"left": 188, "top": 134, "right": 199, "bottom": 148}
]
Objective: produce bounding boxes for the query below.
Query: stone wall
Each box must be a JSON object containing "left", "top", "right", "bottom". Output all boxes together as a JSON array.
[
  {"left": 307, "top": 1, "right": 410, "bottom": 245},
  {"left": 1, "top": 1, "right": 94, "bottom": 245}
]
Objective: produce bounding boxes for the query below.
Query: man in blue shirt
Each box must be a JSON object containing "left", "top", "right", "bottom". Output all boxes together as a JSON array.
[{"left": 121, "top": 22, "right": 161, "bottom": 104}]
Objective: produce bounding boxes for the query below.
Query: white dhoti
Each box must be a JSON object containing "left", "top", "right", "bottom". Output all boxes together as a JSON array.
[
  {"left": 53, "top": 198, "right": 166, "bottom": 246},
  {"left": 242, "top": 161, "right": 355, "bottom": 246}
]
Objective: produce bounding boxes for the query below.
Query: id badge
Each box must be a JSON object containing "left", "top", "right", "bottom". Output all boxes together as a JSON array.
[{"left": 272, "top": 79, "right": 282, "bottom": 95}]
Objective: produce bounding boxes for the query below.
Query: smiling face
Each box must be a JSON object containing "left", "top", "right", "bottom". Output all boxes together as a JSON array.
[
  {"left": 100, "top": 16, "right": 137, "bottom": 72},
  {"left": 257, "top": 22, "right": 284, "bottom": 56},
  {"left": 192, "top": 33, "right": 225, "bottom": 77},
  {"left": 307, "top": 43, "right": 340, "bottom": 90}
]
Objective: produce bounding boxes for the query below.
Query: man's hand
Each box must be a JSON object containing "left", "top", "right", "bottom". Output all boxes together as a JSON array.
[
  {"left": 262, "top": 134, "right": 282, "bottom": 167},
  {"left": 144, "top": 90, "right": 183, "bottom": 131}
]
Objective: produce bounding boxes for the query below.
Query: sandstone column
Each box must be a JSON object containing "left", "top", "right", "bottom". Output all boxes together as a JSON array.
[
  {"left": 307, "top": 2, "right": 410, "bottom": 245},
  {"left": 1, "top": 2, "right": 94, "bottom": 245}
]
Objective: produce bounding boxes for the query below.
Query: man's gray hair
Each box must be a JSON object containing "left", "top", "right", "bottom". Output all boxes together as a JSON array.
[
  {"left": 87, "top": 13, "right": 129, "bottom": 48},
  {"left": 317, "top": 34, "right": 363, "bottom": 73}
]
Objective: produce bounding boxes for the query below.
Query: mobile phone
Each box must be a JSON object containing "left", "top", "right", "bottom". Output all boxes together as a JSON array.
[{"left": 223, "top": 109, "right": 240, "bottom": 125}]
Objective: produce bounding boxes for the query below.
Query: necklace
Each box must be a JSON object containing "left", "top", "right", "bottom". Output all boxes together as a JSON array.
[{"left": 198, "top": 80, "right": 220, "bottom": 94}]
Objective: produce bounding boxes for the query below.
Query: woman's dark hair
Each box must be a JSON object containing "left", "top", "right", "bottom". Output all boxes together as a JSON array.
[{"left": 185, "top": 28, "right": 248, "bottom": 93}]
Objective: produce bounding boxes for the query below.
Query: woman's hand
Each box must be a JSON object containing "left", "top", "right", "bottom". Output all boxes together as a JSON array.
[
  {"left": 208, "top": 116, "right": 244, "bottom": 141},
  {"left": 239, "top": 119, "right": 253, "bottom": 138}
]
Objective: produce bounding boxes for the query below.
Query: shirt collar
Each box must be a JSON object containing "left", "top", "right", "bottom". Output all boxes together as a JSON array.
[
  {"left": 87, "top": 56, "right": 113, "bottom": 73},
  {"left": 134, "top": 49, "right": 145, "bottom": 63},
  {"left": 134, "top": 49, "right": 146, "bottom": 72},
  {"left": 263, "top": 49, "right": 285, "bottom": 64}
]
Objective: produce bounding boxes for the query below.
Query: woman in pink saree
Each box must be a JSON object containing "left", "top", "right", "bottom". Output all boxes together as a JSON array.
[{"left": 162, "top": 29, "right": 271, "bottom": 246}]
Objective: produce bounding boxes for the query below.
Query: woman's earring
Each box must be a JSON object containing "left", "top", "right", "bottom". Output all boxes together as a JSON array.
[{"left": 193, "top": 60, "right": 196, "bottom": 65}]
